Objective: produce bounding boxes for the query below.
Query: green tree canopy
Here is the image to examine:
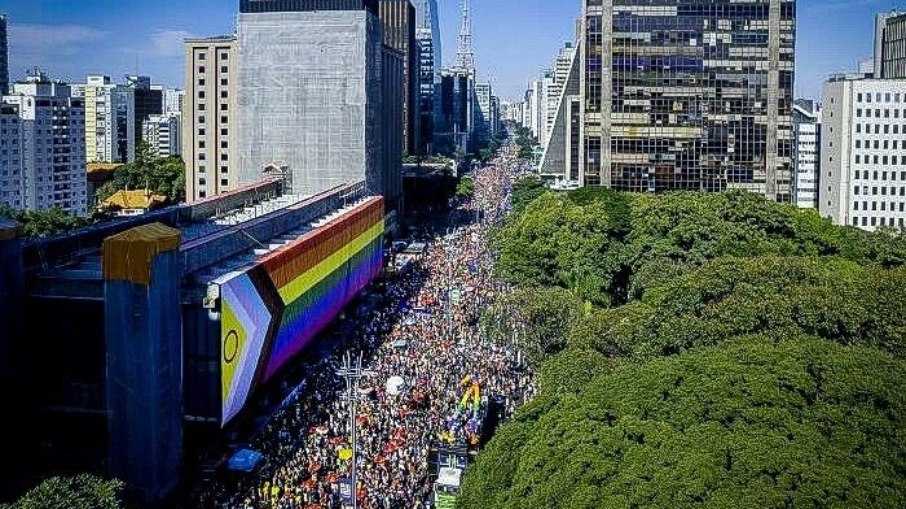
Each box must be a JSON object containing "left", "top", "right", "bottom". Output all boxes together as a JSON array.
[
  {"left": 460, "top": 336, "right": 906, "bottom": 509},
  {"left": 0, "top": 206, "right": 90, "bottom": 238},
  {"left": 96, "top": 142, "right": 185, "bottom": 205},
  {"left": 1, "top": 475, "right": 126, "bottom": 509}
]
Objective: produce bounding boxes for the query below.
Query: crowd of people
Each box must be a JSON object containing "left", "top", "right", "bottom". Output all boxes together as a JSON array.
[{"left": 198, "top": 144, "right": 537, "bottom": 509}]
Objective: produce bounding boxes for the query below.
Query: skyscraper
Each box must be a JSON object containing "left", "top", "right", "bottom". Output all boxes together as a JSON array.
[
  {"left": 125, "top": 75, "right": 163, "bottom": 151},
  {"left": 82, "top": 75, "right": 135, "bottom": 164},
  {"left": 183, "top": 36, "right": 237, "bottom": 201},
  {"left": 580, "top": 0, "right": 796, "bottom": 200},
  {"left": 0, "top": 14, "right": 8, "bottom": 95},
  {"left": 3, "top": 72, "right": 87, "bottom": 216},
  {"left": 236, "top": 0, "right": 391, "bottom": 201},
  {"left": 875, "top": 11, "right": 906, "bottom": 79},
  {"left": 792, "top": 99, "right": 820, "bottom": 209},
  {"left": 416, "top": 26, "right": 436, "bottom": 152},
  {"left": 415, "top": 0, "right": 441, "bottom": 74},
  {"left": 474, "top": 81, "right": 492, "bottom": 144},
  {"left": 379, "top": 0, "right": 421, "bottom": 156},
  {"left": 820, "top": 76, "right": 906, "bottom": 231}
]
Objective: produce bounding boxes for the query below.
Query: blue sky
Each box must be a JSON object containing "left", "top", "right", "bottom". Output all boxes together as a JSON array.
[{"left": 2, "top": 0, "right": 900, "bottom": 101}]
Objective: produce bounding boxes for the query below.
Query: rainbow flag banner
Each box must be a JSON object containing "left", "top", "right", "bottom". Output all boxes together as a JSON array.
[{"left": 219, "top": 197, "right": 385, "bottom": 425}]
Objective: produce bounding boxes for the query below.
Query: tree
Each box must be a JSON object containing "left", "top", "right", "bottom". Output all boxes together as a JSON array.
[
  {"left": 96, "top": 142, "right": 185, "bottom": 205},
  {"left": 509, "top": 176, "right": 547, "bottom": 215},
  {"left": 455, "top": 176, "right": 475, "bottom": 200},
  {"left": 460, "top": 336, "right": 906, "bottom": 509},
  {"left": 0, "top": 475, "right": 126, "bottom": 509},
  {"left": 0, "top": 205, "right": 90, "bottom": 238}
]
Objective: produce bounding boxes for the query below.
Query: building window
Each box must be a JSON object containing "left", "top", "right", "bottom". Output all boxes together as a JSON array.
[
  {"left": 221, "top": 179, "right": 229, "bottom": 186},
  {"left": 198, "top": 66, "right": 206, "bottom": 74},
  {"left": 199, "top": 53, "right": 206, "bottom": 60}
]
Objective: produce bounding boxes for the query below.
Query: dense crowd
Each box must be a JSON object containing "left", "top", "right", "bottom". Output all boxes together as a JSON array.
[{"left": 199, "top": 145, "right": 536, "bottom": 509}]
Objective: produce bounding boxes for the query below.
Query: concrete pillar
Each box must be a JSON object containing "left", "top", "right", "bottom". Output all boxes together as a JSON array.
[
  {"left": 102, "top": 223, "right": 182, "bottom": 505},
  {"left": 0, "top": 219, "right": 24, "bottom": 484}
]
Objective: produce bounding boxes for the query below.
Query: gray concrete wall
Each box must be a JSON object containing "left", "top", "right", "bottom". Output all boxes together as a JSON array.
[{"left": 237, "top": 11, "right": 383, "bottom": 196}]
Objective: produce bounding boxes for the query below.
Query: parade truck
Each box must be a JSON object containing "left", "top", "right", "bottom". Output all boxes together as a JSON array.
[{"left": 431, "top": 445, "right": 469, "bottom": 508}]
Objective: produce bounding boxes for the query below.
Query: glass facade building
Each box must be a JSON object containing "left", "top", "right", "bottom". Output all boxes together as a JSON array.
[{"left": 581, "top": 0, "right": 796, "bottom": 201}]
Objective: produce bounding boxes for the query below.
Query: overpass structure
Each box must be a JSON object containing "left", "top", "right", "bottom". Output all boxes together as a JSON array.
[{"left": 0, "top": 179, "right": 386, "bottom": 505}]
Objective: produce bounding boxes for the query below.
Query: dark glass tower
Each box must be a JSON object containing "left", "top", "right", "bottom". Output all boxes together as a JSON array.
[{"left": 581, "top": 0, "right": 796, "bottom": 201}]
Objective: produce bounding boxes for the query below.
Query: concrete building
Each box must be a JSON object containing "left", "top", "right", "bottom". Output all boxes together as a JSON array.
[
  {"left": 126, "top": 75, "right": 163, "bottom": 150},
  {"left": 474, "top": 81, "right": 492, "bottom": 144},
  {"left": 0, "top": 14, "right": 7, "bottom": 95},
  {"left": 143, "top": 114, "right": 181, "bottom": 158},
  {"left": 793, "top": 100, "right": 821, "bottom": 209},
  {"left": 539, "top": 42, "right": 582, "bottom": 184},
  {"left": 183, "top": 36, "right": 238, "bottom": 202},
  {"left": 414, "top": 0, "right": 441, "bottom": 75},
  {"left": 379, "top": 0, "right": 421, "bottom": 156},
  {"left": 489, "top": 95, "right": 500, "bottom": 138},
  {"left": 83, "top": 75, "right": 135, "bottom": 164},
  {"left": 875, "top": 11, "right": 906, "bottom": 79},
  {"left": 580, "top": 0, "right": 796, "bottom": 199},
  {"left": 544, "top": 43, "right": 576, "bottom": 143},
  {"left": 164, "top": 88, "right": 185, "bottom": 116},
  {"left": 819, "top": 76, "right": 906, "bottom": 231},
  {"left": 3, "top": 72, "right": 87, "bottom": 216},
  {"left": 416, "top": 26, "right": 436, "bottom": 152},
  {"left": 436, "top": 67, "right": 475, "bottom": 154},
  {"left": 0, "top": 102, "right": 23, "bottom": 209},
  {"left": 236, "top": 0, "right": 390, "bottom": 203}
]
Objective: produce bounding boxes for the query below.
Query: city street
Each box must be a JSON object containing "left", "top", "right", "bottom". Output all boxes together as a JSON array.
[{"left": 199, "top": 144, "right": 536, "bottom": 509}]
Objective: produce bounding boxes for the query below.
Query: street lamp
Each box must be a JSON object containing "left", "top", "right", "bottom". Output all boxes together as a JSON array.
[{"left": 337, "top": 351, "right": 374, "bottom": 509}]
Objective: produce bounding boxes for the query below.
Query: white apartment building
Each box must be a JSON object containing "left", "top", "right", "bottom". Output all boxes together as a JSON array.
[
  {"left": 545, "top": 43, "right": 575, "bottom": 144},
  {"left": 164, "top": 88, "right": 185, "bottom": 116},
  {"left": 3, "top": 73, "right": 87, "bottom": 216},
  {"left": 83, "top": 75, "right": 134, "bottom": 163},
  {"left": 183, "top": 37, "right": 237, "bottom": 202},
  {"left": 0, "top": 102, "right": 23, "bottom": 210},
  {"left": 793, "top": 100, "right": 821, "bottom": 209},
  {"left": 143, "top": 114, "right": 181, "bottom": 158},
  {"left": 820, "top": 76, "right": 906, "bottom": 231}
]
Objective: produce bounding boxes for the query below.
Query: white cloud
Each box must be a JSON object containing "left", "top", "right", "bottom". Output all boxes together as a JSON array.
[
  {"left": 9, "top": 24, "right": 107, "bottom": 59},
  {"left": 149, "top": 29, "right": 196, "bottom": 58}
]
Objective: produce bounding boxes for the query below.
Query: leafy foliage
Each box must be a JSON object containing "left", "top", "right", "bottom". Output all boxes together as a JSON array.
[
  {"left": 455, "top": 176, "right": 475, "bottom": 200},
  {"left": 509, "top": 176, "right": 547, "bottom": 215},
  {"left": 494, "top": 189, "right": 906, "bottom": 306},
  {"left": 0, "top": 475, "right": 126, "bottom": 509},
  {"left": 0, "top": 205, "right": 90, "bottom": 238},
  {"left": 464, "top": 188, "right": 906, "bottom": 508},
  {"left": 461, "top": 336, "right": 906, "bottom": 509},
  {"left": 96, "top": 143, "right": 185, "bottom": 205},
  {"left": 481, "top": 287, "right": 585, "bottom": 366}
]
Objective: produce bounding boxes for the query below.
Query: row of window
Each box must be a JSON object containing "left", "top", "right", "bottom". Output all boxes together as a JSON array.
[
  {"left": 855, "top": 108, "right": 906, "bottom": 118},
  {"left": 854, "top": 170, "right": 906, "bottom": 181},
  {"left": 854, "top": 138, "right": 906, "bottom": 149},
  {"left": 853, "top": 201, "right": 906, "bottom": 212},
  {"left": 197, "top": 52, "right": 230, "bottom": 61},
  {"left": 856, "top": 92, "right": 906, "bottom": 103},
  {"left": 852, "top": 216, "right": 906, "bottom": 228},
  {"left": 854, "top": 155, "right": 906, "bottom": 167},
  {"left": 855, "top": 123, "right": 904, "bottom": 134},
  {"left": 853, "top": 186, "right": 906, "bottom": 196}
]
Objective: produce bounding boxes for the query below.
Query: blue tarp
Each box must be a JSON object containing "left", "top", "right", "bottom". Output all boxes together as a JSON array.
[{"left": 228, "top": 449, "right": 264, "bottom": 473}]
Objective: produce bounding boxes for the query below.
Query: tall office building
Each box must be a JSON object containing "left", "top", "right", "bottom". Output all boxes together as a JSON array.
[
  {"left": 580, "top": 0, "right": 796, "bottom": 200},
  {"left": 792, "top": 100, "right": 820, "bottom": 209},
  {"left": 539, "top": 40, "right": 582, "bottom": 184},
  {"left": 875, "top": 11, "right": 906, "bottom": 79},
  {"left": 0, "top": 14, "right": 8, "bottom": 95},
  {"left": 236, "top": 0, "right": 394, "bottom": 205},
  {"left": 474, "top": 82, "right": 492, "bottom": 144},
  {"left": 415, "top": 0, "right": 441, "bottom": 76},
  {"left": 489, "top": 95, "right": 500, "bottom": 138},
  {"left": 546, "top": 43, "right": 576, "bottom": 142},
  {"left": 416, "top": 27, "right": 436, "bottom": 152},
  {"left": 183, "top": 36, "right": 237, "bottom": 202},
  {"left": 380, "top": 0, "right": 421, "bottom": 156},
  {"left": 143, "top": 114, "right": 181, "bottom": 158},
  {"left": 3, "top": 72, "right": 87, "bottom": 216},
  {"left": 126, "top": 75, "right": 163, "bottom": 151},
  {"left": 819, "top": 76, "right": 906, "bottom": 231},
  {"left": 164, "top": 88, "right": 185, "bottom": 116},
  {"left": 83, "top": 75, "right": 135, "bottom": 163},
  {"left": 0, "top": 102, "right": 23, "bottom": 209},
  {"left": 436, "top": 67, "right": 475, "bottom": 154}
]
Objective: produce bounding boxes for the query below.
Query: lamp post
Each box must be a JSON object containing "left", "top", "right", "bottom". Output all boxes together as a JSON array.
[{"left": 337, "top": 351, "right": 374, "bottom": 509}]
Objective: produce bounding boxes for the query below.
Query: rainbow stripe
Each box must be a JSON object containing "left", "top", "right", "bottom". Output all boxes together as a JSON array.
[{"left": 219, "top": 197, "right": 385, "bottom": 425}]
